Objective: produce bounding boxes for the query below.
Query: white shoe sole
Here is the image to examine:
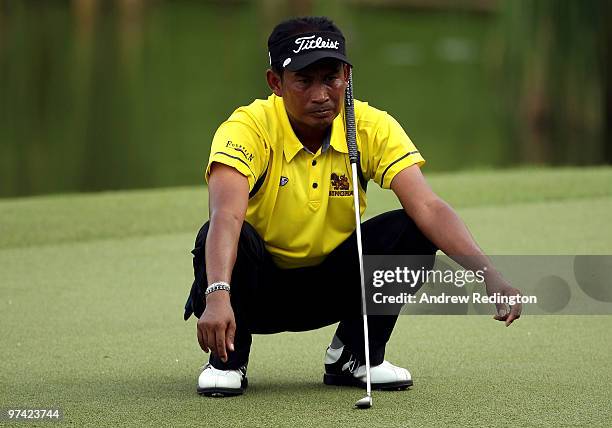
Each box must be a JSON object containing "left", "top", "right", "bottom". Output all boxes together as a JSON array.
[
  {"left": 323, "top": 373, "right": 412, "bottom": 390},
  {"left": 197, "top": 377, "right": 248, "bottom": 397}
]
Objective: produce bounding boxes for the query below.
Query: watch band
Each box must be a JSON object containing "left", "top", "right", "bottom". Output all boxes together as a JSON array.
[{"left": 205, "top": 281, "right": 231, "bottom": 296}]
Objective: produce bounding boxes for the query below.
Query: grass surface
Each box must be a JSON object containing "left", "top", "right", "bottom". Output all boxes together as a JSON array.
[{"left": 1, "top": 167, "right": 612, "bottom": 427}]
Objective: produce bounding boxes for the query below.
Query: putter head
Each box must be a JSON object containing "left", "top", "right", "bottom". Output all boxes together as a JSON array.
[{"left": 354, "top": 395, "right": 372, "bottom": 409}]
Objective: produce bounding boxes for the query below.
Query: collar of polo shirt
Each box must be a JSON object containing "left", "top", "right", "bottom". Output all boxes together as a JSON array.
[{"left": 274, "top": 96, "right": 349, "bottom": 162}]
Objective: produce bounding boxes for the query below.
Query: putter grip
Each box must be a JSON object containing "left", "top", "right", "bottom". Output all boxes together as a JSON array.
[{"left": 345, "top": 73, "right": 359, "bottom": 164}]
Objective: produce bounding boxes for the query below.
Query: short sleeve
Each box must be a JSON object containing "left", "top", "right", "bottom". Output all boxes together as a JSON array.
[
  {"left": 205, "top": 119, "right": 268, "bottom": 192},
  {"left": 369, "top": 113, "right": 425, "bottom": 189}
]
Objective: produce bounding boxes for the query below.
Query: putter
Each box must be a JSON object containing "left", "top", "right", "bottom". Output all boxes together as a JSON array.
[{"left": 344, "top": 69, "right": 373, "bottom": 410}]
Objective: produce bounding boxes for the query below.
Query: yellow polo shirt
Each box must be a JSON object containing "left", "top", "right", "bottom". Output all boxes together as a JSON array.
[{"left": 205, "top": 94, "right": 424, "bottom": 269}]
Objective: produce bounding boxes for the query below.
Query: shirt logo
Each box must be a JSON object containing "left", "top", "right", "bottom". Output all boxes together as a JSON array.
[
  {"left": 226, "top": 140, "right": 254, "bottom": 162},
  {"left": 293, "top": 35, "right": 340, "bottom": 54},
  {"left": 280, "top": 176, "right": 289, "bottom": 186},
  {"left": 329, "top": 173, "right": 353, "bottom": 197}
]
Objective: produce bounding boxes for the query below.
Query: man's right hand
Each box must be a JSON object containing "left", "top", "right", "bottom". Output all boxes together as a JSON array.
[{"left": 196, "top": 291, "right": 236, "bottom": 363}]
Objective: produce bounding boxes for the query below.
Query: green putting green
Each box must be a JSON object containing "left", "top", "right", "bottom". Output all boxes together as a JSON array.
[{"left": 1, "top": 167, "right": 611, "bottom": 427}]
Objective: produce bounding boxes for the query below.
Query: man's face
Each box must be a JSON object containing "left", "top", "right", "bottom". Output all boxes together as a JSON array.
[{"left": 268, "top": 59, "right": 349, "bottom": 132}]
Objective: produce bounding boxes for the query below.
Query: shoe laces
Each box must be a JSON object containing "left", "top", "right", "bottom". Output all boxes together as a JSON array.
[{"left": 346, "top": 354, "right": 361, "bottom": 374}]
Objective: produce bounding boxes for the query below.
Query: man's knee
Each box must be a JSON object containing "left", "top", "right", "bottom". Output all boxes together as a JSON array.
[
  {"left": 185, "top": 220, "right": 265, "bottom": 320},
  {"left": 364, "top": 209, "right": 437, "bottom": 255},
  {"left": 192, "top": 220, "right": 265, "bottom": 261},
  {"left": 396, "top": 210, "right": 437, "bottom": 255},
  {"left": 190, "top": 220, "right": 266, "bottom": 296}
]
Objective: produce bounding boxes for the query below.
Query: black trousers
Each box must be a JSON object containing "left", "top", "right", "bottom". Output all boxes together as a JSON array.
[{"left": 184, "top": 209, "right": 437, "bottom": 370}]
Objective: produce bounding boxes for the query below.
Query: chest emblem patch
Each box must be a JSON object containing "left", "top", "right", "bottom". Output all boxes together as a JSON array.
[
  {"left": 280, "top": 176, "right": 289, "bottom": 186},
  {"left": 329, "top": 173, "right": 353, "bottom": 197}
]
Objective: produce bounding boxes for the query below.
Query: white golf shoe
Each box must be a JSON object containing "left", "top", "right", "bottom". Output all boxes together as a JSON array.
[
  {"left": 323, "top": 345, "right": 413, "bottom": 390},
  {"left": 196, "top": 363, "right": 248, "bottom": 397}
]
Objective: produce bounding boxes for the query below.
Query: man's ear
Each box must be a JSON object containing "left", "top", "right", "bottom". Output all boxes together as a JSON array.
[{"left": 266, "top": 69, "right": 283, "bottom": 97}]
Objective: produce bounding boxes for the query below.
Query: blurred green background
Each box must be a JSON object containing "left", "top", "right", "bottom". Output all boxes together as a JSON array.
[{"left": 0, "top": 0, "right": 610, "bottom": 197}]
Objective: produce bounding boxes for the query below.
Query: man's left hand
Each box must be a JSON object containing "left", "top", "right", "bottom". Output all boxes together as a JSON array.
[{"left": 486, "top": 274, "right": 522, "bottom": 326}]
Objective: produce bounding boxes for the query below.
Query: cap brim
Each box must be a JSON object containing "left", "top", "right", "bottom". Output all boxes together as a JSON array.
[{"left": 284, "top": 51, "right": 352, "bottom": 72}]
